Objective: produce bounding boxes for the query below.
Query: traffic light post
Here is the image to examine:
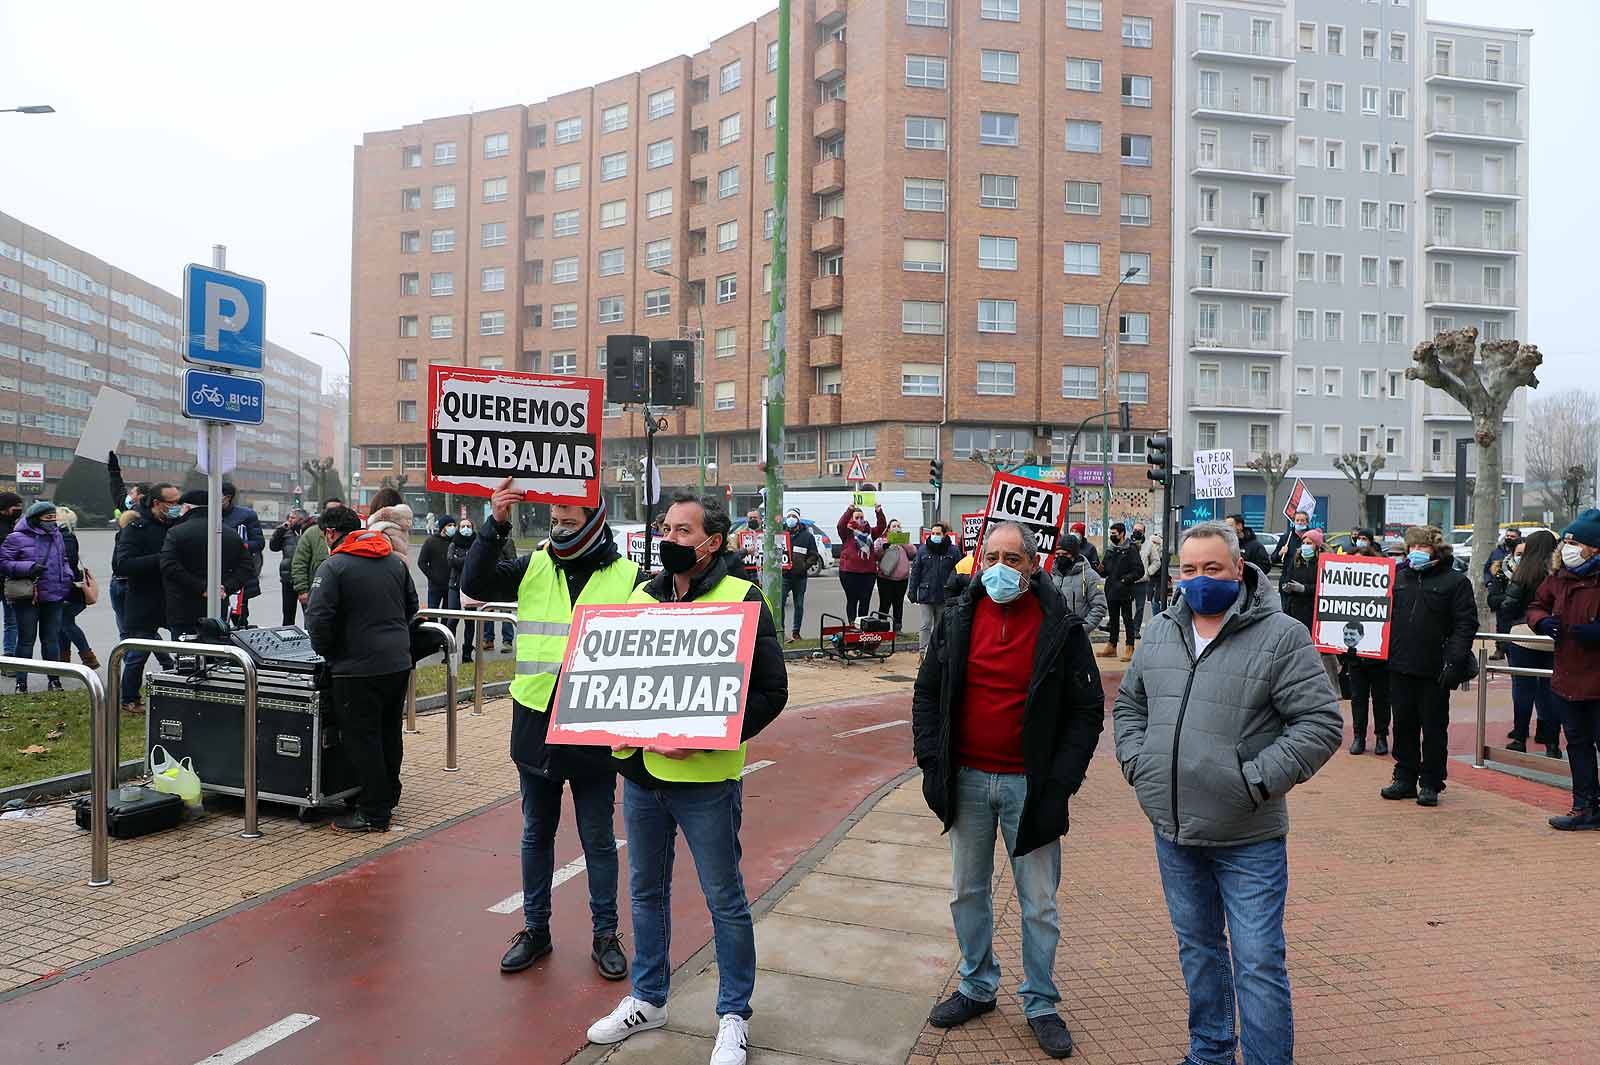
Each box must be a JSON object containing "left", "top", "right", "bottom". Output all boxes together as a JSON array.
[
  {"left": 605, "top": 335, "right": 695, "bottom": 568},
  {"left": 928, "top": 458, "right": 944, "bottom": 513},
  {"left": 1146, "top": 434, "right": 1175, "bottom": 605},
  {"left": 1059, "top": 401, "right": 1131, "bottom": 544}
]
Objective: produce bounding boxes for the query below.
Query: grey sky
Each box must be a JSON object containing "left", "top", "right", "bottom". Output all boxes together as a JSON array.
[{"left": 0, "top": 0, "right": 1592, "bottom": 395}]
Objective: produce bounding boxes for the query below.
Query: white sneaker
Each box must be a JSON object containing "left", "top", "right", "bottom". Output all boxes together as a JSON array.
[
  {"left": 710, "top": 1014, "right": 749, "bottom": 1065},
  {"left": 586, "top": 995, "right": 667, "bottom": 1045}
]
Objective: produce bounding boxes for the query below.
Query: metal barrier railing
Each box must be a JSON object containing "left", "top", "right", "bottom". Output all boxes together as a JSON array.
[
  {"left": 403, "top": 622, "right": 464, "bottom": 771},
  {"left": 0, "top": 657, "right": 109, "bottom": 886},
  {"left": 415, "top": 607, "right": 516, "bottom": 719},
  {"left": 1471, "top": 631, "right": 1567, "bottom": 779},
  {"left": 108, "top": 639, "right": 262, "bottom": 839}
]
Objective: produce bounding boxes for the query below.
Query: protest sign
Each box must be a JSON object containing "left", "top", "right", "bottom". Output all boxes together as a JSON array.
[
  {"left": 852, "top": 491, "right": 876, "bottom": 508},
  {"left": 886, "top": 530, "right": 911, "bottom": 546},
  {"left": 738, "top": 530, "right": 792, "bottom": 571},
  {"left": 427, "top": 365, "right": 602, "bottom": 505},
  {"left": 548, "top": 601, "right": 761, "bottom": 749},
  {"left": 75, "top": 387, "right": 136, "bottom": 461},
  {"left": 979, "top": 471, "right": 1070, "bottom": 555},
  {"left": 1192, "top": 448, "right": 1235, "bottom": 500},
  {"left": 1312, "top": 554, "right": 1395, "bottom": 659},
  {"left": 1282, "top": 478, "right": 1316, "bottom": 523},
  {"left": 625, "top": 530, "right": 663, "bottom": 573},
  {"left": 960, "top": 512, "right": 985, "bottom": 555},
  {"left": 1385, "top": 495, "right": 1428, "bottom": 527}
]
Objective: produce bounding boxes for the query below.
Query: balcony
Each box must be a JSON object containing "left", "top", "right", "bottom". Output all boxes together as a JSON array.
[
  {"left": 1188, "top": 330, "right": 1290, "bottom": 356},
  {"left": 814, "top": 99, "right": 845, "bottom": 138},
  {"left": 1423, "top": 390, "right": 1473, "bottom": 421},
  {"left": 1189, "top": 29, "right": 1293, "bottom": 65},
  {"left": 1424, "top": 173, "right": 1522, "bottom": 200},
  {"left": 811, "top": 216, "right": 844, "bottom": 253},
  {"left": 1187, "top": 387, "right": 1291, "bottom": 413},
  {"left": 809, "top": 392, "right": 842, "bottom": 425},
  {"left": 1426, "top": 60, "right": 1527, "bottom": 89},
  {"left": 1188, "top": 269, "right": 1291, "bottom": 298},
  {"left": 1191, "top": 210, "right": 1290, "bottom": 239},
  {"left": 1424, "top": 229, "right": 1522, "bottom": 256},
  {"left": 815, "top": 38, "right": 846, "bottom": 82},
  {"left": 811, "top": 156, "right": 845, "bottom": 196},
  {"left": 689, "top": 202, "right": 710, "bottom": 236},
  {"left": 523, "top": 236, "right": 542, "bottom": 260},
  {"left": 1425, "top": 112, "right": 1525, "bottom": 143},
  {"left": 1191, "top": 88, "right": 1293, "bottom": 124},
  {"left": 810, "top": 274, "right": 843, "bottom": 310},
  {"left": 1190, "top": 150, "right": 1293, "bottom": 181},
  {"left": 814, "top": 0, "right": 845, "bottom": 24},
  {"left": 809, "top": 334, "right": 842, "bottom": 367},
  {"left": 1423, "top": 284, "right": 1519, "bottom": 311}
]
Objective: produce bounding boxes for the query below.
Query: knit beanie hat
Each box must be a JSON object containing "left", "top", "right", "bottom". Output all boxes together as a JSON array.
[
  {"left": 180, "top": 489, "right": 208, "bottom": 507},
  {"left": 25, "top": 500, "right": 57, "bottom": 522},
  {"left": 549, "top": 498, "right": 611, "bottom": 563},
  {"left": 1563, "top": 508, "right": 1600, "bottom": 549},
  {"left": 0, "top": 492, "right": 21, "bottom": 512},
  {"left": 1303, "top": 528, "right": 1325, "bottom": 548}
]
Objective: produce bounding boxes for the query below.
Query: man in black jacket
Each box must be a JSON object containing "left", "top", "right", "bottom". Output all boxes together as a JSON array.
[
  {"left": 111, "top": 483, "right": 180, "bottom": 712},
  {"left": 220, "top": 481, "right": 265, "bottom": 625},
  {"left": 305, "top": 506, "right": 419, "bottom": 832},
  {"left": 1100, "top": 522, "right": 1143, "bottom": 662},
  {"left": 909, "top": 520, "right": 963, "bottom": 651},
  {"left": 159, "top": 491, "right": 252, "bottom": 637},
  {"left": 1227, "top": 514, "right": 1274, "bottom": 576},
  {"left": 416, "top": 516, "right": 456, "bottom": 611},
  {"left": 911, "top": 521, "right": 1104, "bottom": 1060},
  {"left": 268, "top": 509, "right": 310, "bottom": 625},
  {"left": 779, "top": 507, "right": 818, "bottom": 641}
]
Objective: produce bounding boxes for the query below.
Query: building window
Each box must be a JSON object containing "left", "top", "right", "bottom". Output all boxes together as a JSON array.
[
  {"left": 908, "top": 55, "right": 948, "bottom": 88},
  {"left": 717, "top": 166, "right": 740, "bottom": 199},
  {"left": 430, "top": 228, "right": 455, "bottom": 252},
  {"left": 591, "top": 248, "right": 622, "bottom": 278},
  {"left": 707, "top": 327, "right": 734, "bottom": 359},
  {"left": 977, "top": 361, "right": 1016, "bottom": 395},
  {"left": 1323, "top": 311, "right": 1343, "bottom": 342},
  {"left": 1387, "top": 88, "right": 1407, "bottom": 118},
  {"left": 767, "top": 40, "right": 780, "bottom": 71},
  {"left": 901, "top": 300, "right": 945, "bottom": 335},
  {"left": 980, "top": 49, "right": 1021, "bottom": 85},
  {"left": 1298, "top": 79, "right": 1316, "bottom": 110},
  {"left": 1325, "top": 83, "right": 1344, "bottom": 112},
  {"left": 527, "top": 304, "right": 542, "bottom": 326},
  {"left": 1389, "top": 32, "right": 1407, "bottom": 63},
  {"left": 400, "top": 272, "right": 420, "bottom": 296},
  {"left": 1120, "top": 134, "right": 1152, "bottom": 166},
  {"left": 1067, "top": 59, "right": 1103, "bottom": 93},
  {"left": 1063, "top": 304, "right": 1098, "bottom": 337},
  {"left": 785, "top": 430, "right": 818, "bottom": 463},
  {"left": 955, "top": 427, "right": 1030, "bottom": 460},
  {"left": 483, "top": 132, "right": 510, "bottom": 160},
  {"left": 550, "top": 350, "right": 577, "bottom": 375},
  {"left": 600, "top": 152, "right": 627, "bottom": 182},
  {"left": 552, "top": 257, "right": 579, "bottom": 284},
  {"left": 648, "top": 88, "right": 675, "bottom": 120},
  {"left": 1324, "top": 254, "right": 1343, "bottom": 285},
  {"left": 978, "top": 300, "right": 1017, "bottom": 334},
  {"left": 644, "top": 288, "right": 671, "bottom": 317},
  {"left": 430, "top": 271, "right": 456, "bottom": 297},
  {"left": 481, "top": 177, "right": 508, "bottom": 205},
  {"left": 1118, "top": 312, "right": 1150, "bottom": 344},
  {"left": 716, "top": 274, "right": 737, "bottom": 304},
  {"left": 826, "top": 426, "right": 877, "bottom": 461},
  {"left": 1065, "top": 181, "right": 1100, "bottom": 215},
  {"left": 1118, "top": 371, "right": 1149, "bottom": 404},
  {"left": 716, "top": 220, "right": 739, "bottom": 253},
  {"left": 1067, "top": 0, "right": 1103, "bottom": 30},
  {"left": 902, "top": 363, "right": 943, "bottom": 396},
  {"left": 1121, "top": 252, "right": 1150, "bottom": 283},
  {"left": 396, "top": 400, "right": 418, "bottom": 424},
  {"left": 1061, "top": 365, "right": 1097, "bottom": 399},
  {"left": 720, "top": 59, "right": 742, "bottom": 93},
  {"left": 432, "top": 184, "right": 456, "bottom": 210},
  {"left": 601, "top": 103, "right": 628, "bottom": 134},
  {"left": 551, "top": 304, "right": 577, "bottom": 330},
  {"left": 902, "top": 238, "right": 946, "bottom": 273},
  {"left": 429, "top": 314, "right": 452, "bottom": 339},
  {"left": 1063, "top": 241, "right": 1100, "bottom": 276},
  {"left": 711, "top": 381, "right": 735, "bottom": 411},
  {"left": 981, "top": 0, "right": 1019, "bottom": 18},
  {"left": 979, "top": 112, "right": 1019, "bottom": 147},
  {"left": 1296, "top": 252, "right": 1315, "bottom": 282},
  {"left": 553, "top": 210, "right": 580, "bottom": 237},
  {"left": 402, "top": 146, "right": 422, "bottom": 168},
  {"left": 555, "top": 117, "right": 582, "bottom": 145},
  {"left": 554, "top": 163, "right": 581, "bottom": 191},
  {"left": 1361, "top": 86, "right": 1379, "bottom": 115},
  {"left": 978, "top": 236, "right": 1018, "bottom": 271},
  {"left": 1195, "top": 422, "right": 1219, "bottom": 451},
  {"left": 642, "top": 239, "right": 671, "bottom": 271},
  {"left": 1387, "top": 202, "right": 1406, "bottom": 232},
  {"left": 597, "top": 297, "right": 625, "bottom": 325},
  {"left": 1324, "top": 198, "right": 1344, "bottom": 227},
  {"left": 479, "top": 311, "right": 506, "bottom": 336},
  {"left": 907, "top": 0, "right": 947, "bottom": 27},
  {"left": 1122, "top": 75, "right": 1152, "bottom": 107},
  {"left": 433, "top": 141, "right": 457, "bottom": 165},
  {"left": 646, "top": 188, "right": 673, "bottom": 218},
  {"left": 719, "top": 113, "right": 741, "bottom": 146},
  {"left": 398, "top": 315, "right": 419, "bottom": 338},
  {"left": 1123, "top": 15, "right": 1152, "bottom": 48},
  {"left": 599, "top": 201, "right": 626, "bottom": 229},
  {"left": 904, "top": 177, "right": 946, "bottom": 211},
  {"left": 972, "top": 174, "right": 1019, "bottom": 210},
  {"left": 899, "top": 425, "right": 936, "bottom": 460},
  {"left": 401, "top": 187, "right": 421, "bottom": 210},
  {"left": 1067, "top": 120, "right": 1102, "bottom": 153},
  {"left": 1119, "top": 193, "right": 1151, "bottom": 225}
]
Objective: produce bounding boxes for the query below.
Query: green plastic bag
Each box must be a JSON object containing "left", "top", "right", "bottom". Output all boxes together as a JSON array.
[{"left": 149, "top": 744, "right": 203, "bottom": 808}]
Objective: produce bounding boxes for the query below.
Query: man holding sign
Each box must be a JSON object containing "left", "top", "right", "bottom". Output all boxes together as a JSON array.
[{"left": 583, "top": 491, "right": 788, "bottom": 1065}]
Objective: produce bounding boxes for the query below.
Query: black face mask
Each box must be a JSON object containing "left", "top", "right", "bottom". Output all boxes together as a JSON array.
[
  {"left": 659, "top": 536, "right": 712, "bottom": 575},
  {"left": 1133, "top": 531, "right": 1146, "bottom": 542},
  {"left": 1057, "top": 553, "right": 1076, "bottom": 568}
]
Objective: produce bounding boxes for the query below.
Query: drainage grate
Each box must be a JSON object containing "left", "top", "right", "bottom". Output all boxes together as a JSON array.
[{"left": 876, "top": 674, "right": 917, "bottom": 683}]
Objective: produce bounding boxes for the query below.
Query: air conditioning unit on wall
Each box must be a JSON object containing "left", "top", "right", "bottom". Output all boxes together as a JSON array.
[{"left": 827, "top": 462, "right": 845, "bottom": 476}]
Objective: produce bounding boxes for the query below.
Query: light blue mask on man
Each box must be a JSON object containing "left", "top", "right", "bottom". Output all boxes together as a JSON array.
[{"left": 981, "top": 563, "right": 1026, "bottom": 604}]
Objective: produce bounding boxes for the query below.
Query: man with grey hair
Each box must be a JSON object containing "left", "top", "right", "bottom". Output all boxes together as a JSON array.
[
  {"left": 1113, "top": 520, "right": 1341, "bottom": 1065},
  {"left": 912, "top": 521, "right": 1105, "bottom": 1058}
]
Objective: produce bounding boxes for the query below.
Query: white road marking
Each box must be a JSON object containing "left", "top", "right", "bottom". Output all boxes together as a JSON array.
[
  {"left": 740, "top": 760, "right": 777, "bottom": 777},
  {"left": 488, "top": 840, "right": 627, "bottom": 914},
  {"left": 192, "top": 1014, "right": 319, "bottom": 1064},
  {"left": 833, "top": 720, "right": 910, "bottom": 738}
]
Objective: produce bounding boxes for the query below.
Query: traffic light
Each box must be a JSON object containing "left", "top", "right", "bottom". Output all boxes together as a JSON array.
[
  {"left": 649, "top": 339, "right": 695, "bottom": 406},
  {"left": 605, "top": 334, "right": 650, "bottom": 404},
  {"left": 1146, "top": 434, "right": 1172, "bottom": 489},
  {"left": 928, "top": 458, "right": 944, "bottom": 489}
]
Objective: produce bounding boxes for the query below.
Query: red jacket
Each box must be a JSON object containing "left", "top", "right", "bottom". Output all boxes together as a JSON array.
[
  {"left": 1526, "top": 566, "right": 1600, "bottom": 701},
  {"left": 836, "top": 505, "right": 887, "bottom": 574}
]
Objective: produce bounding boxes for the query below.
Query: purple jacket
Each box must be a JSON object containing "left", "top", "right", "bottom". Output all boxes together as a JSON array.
[{"left": 0, "top": 521, "right": 74, "bottom": 603}]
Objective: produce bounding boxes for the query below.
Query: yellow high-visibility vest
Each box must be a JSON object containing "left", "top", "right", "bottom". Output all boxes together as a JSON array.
[{"left": 508, "top": 549, "right": 640, "bottom": 711}]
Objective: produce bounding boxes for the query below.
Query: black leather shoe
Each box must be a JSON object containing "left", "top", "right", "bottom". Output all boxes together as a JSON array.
[
  {"left": 1417, "top": 787, "right": 1440, "bottom": 807},
  {"left": 1374, "top": 736, "right": 1389, "bottom": 756},
  {"left": 1549, "top": 806, "right": 1600, "bottom": 831},
  {"left": 1506, "top": 738, "right": 1527, "bottom": 753},
  {"left": 1545, "top": 744, "right": 1563, "bottom": 760},
  {"left": 592, "top": 932, "right": 628, "bottom": 980},
  {"left": 1380, "top": 780, "right": 1418, "bottom": 801},
  {"left": 928, "top": 990, "right": 995, "bottom": 1029},
  {"left": 500, "top": 927, "right": 552, "bottom": 972},
  {"left": 1349, "top": 737, "right": 1366, "bottom": 756},
  {"left": 1028, "top": 1014, "right": 1074, "bottom": 1059},
  {"left": 332, "top": 811, "right": 389, "bottom": 832}
]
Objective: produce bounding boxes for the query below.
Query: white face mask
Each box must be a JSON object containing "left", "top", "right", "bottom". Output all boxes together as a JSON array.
[{"left": 1561, "top": 543, "right": 1588, "bottom": 569}]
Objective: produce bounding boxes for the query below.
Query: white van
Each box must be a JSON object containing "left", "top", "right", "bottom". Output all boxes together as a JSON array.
[{"left": 778, "top": 490, "right": 929, "bottom": 557}]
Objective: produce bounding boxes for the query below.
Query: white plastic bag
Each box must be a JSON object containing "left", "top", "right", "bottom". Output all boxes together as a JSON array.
[{"left": 149, "top": 744, "right": 203, "bottom": 808}]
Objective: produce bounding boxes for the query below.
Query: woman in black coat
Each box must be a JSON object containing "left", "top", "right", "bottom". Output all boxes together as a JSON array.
[{"left": 1489, "top": 530, "right": 1561, "bottom": 757}]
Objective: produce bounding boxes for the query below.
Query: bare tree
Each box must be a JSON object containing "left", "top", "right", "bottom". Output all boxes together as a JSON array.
[
  {"left": 970, "top": 447, "right": 1041, "bottom": 475},
  {"left": 1525, "top": 388, "right": 1600, "bottom": 526},
  {"left": 1407, "top": 326, "right": 1542, "bottom": 618},
  {"left": 1245, "top": 451, "right": 1300, "bottom": 527},
  {"left": 1332, "top": 453, "right": 1387, "bottom": 529}
]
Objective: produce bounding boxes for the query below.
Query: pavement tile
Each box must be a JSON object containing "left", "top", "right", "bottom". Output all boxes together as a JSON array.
[
  {"left": 772, "top": 872, "right": 954, "bottom": 939},
  {"left": 844, "top": 810, "right": 948, "bottom": 849},
  {"left": 601, "top": 1028, "right": 825, "bottom": 1065},
  {"left": 753, "top": 912, "right": 958, "bottom": 994},
  {"left": 872, "top": 783, "right": 941, "bottom": 819},
  {"left": 816, "top": 838, "right": 952, "bottom": 890}
]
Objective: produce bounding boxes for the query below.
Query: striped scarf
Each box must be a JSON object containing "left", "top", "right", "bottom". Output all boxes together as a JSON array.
[{"left": 548, "top": 499, "right": 610, "bottom": 562}]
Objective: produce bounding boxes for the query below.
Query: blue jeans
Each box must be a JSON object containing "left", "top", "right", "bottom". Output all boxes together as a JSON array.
[
  {"left": 949, "top": 767, "right": 1062, "bottom": 1019},
  {"left": 61, "top": 599, "right": 90, "bottom": 654},
  {"left": 119, "top": 625, "right": 177, "bottom": 706},
  {"left": 1505, "top": 644, "right": 1558, "bottom": 744},
  {"left": 1153, "top": 833, "right": 1292, "bottom": 1065},
  {"left": 781, "top": 576, "right": 806, "bottom": 637},
  {"left": 12, "top": 599, "right": 64, "bottom": 689},
  {"left": 2, "top": 597, "right": 15, "bottom": 656},
  {"left": 447, "top": 585, "right": 478, "bottom": 661},
  {"left": 110, "top": 576, "right": 129, "bottom": 637},
  {"left": 517, "top": 765, "right": 619, "bottom": 935},
  {"left": 624, "top": 779, "right": 755, "bottom": 1019}
]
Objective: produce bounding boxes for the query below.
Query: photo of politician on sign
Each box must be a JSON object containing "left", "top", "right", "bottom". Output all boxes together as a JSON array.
[
  {"left": 426, "top": 364, "right": 602, "bottom": 506},
  {"left": 548, "top": 601, "right": 762, "bottom": 750},
  {"left": 1312, "top": 553, "right": 1396, "bottom": 659}
]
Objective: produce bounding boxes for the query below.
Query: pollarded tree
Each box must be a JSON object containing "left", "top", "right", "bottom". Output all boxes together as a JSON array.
[
  {"left": 1244, "top": 451, "right": 1299, "bottom": 528},
  {"left": 1407, "top": 326, "right": 1542, "bottom": 618},
  {"left": 970, "top": 447, "right": 1041, "bottom": 476},
  {"left": 1332, "top": 452, "right": 1387, "bottom": 530}
]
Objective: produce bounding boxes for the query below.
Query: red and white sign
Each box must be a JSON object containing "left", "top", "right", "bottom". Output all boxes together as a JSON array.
[
  {"left": 960, "top": 512, "right": 985, "bottom": 556},
  {"left": 1282, "top": 478, "right": 1316, "bottom": 523},
  {"left": 426, "top": 364, "right": 602, "bottom": 505},
  {"left": 738, "top": 530, "right": 792, "bottom": 571},
  {"left": 979, "top": 471, "right": 1070, "bottom": 555},
  {"left": 1312, "top": 554, "right": 1395, "bottom": 660},
  {"left": 845, "top": 454, "right": 869, "bottom": 482},
  {"left": 15, "top": 462, "right": 44, "bottom": 487}
]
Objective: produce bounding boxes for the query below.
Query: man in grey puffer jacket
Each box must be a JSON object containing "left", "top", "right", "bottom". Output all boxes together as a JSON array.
[
  {"left": 1047, "top": 533, "right": 1106, "bottom": 633},
  {"left": 1113, "top": 521, "right": 1340, "bottom": 1065}
]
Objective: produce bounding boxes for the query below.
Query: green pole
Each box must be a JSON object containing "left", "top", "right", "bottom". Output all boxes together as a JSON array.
[{"left": 761, "top": 0, "right": 791, "bottom": 612}]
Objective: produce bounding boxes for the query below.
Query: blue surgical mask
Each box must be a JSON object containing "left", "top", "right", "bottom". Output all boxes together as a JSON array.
[
  {"left": 1294, "top": 522, "right": 1309, "bottom": 533},
  {"left": 784, "top": 515, "right": 798, "bottom": 529},
  {"left": 929, "top": 534, "right": 944, "bottom": 544},
  {"left": 1300, "top": 544, "right": 1315, "bottom": 560},
  {"left": 1356, "top": 538, "right": 1371, "bottom": 550},
  {"left": 1407, "top": 549, "right": 1433, "bottom": 570},
  {"left": 980, "top": 562, "right": 1026, "bottom": 604},
  {"left": 1180, "top": 575, "right": 1241, "bottom": 617}
]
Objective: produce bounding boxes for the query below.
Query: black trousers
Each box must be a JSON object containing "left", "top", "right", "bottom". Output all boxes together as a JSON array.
[
  {"left": 335, "top": 671, "right": 411, "bottom": 823},
  {"left": 876, "top": 576, "right": 908, "bottom": 631},
  {"left": 1106, "top": 599, "right": 1138, "bottom": 647},
  {"left": 1389, "top": 671, "right": 1451, "bottom": 790},
  {"left": 1349, "top": 656, "right": 1391, "bottom": 740},
  {"left": 840, "top": 571, "right": 876, "bottom": 622},
  {"left": 281, "top": 585, "right": 299, "bottom": 627}
]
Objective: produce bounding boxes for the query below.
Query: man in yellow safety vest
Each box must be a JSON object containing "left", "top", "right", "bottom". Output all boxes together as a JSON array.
[
  {"left": 463, "top": 477, "right": 643, "bottom": 982},
  {"left": 585, "top": 491, "right": 788, "bottom": 1065}
]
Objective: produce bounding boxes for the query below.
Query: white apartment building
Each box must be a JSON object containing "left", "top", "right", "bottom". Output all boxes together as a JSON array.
[{"left": 1170, "top": 0, "right": 1530, "bottom": 533}]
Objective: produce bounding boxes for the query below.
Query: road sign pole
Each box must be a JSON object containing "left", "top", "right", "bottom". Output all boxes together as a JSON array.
[
  {"left": 761, "top": 0, "right": 792, "bottom": 615},
  {"left": 207, "top": 244, "right": 225, "bottom": 623}
]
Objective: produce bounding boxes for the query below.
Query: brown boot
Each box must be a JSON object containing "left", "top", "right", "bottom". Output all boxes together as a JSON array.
[
  {"left": 79, "top": 648, "right": 100, "bottom": 669},
  {"left": 59, "top": 647, "right": 72, "bottom": 663},
  {"left": 1119, "top": 643, "right": 1134, "bottom": 662},
  {"left": 1096, "top": 643, "right": 1118, "bottom": 658}
]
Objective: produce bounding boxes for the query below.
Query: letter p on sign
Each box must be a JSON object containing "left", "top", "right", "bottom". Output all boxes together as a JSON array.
[
  {"left": 183, "top": 263, "right": 265, "bottom": 373},
  {"left": 203, "top": 281, "right": 250, "bottom": 352}
]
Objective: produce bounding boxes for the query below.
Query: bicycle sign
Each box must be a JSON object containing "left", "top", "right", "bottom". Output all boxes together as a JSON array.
[{"left": 183, "top": 368, "right": 265, "bottom": 425}]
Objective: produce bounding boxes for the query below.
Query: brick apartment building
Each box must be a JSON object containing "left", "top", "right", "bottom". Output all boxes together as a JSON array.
[
  {"left": 350, "top": 0, "right": 1173, "bottom": 527},
  {"left": 0, "top": 210, "right": 331, "bottom": 520}
]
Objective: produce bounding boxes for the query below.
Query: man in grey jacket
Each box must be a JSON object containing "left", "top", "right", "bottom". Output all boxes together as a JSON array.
[
  {"left": 1047, "top": 534, "right": 1106, "bottom": 633},
  {"left": 1113, "top": 521, "right": 1341, "bottom": 1065}
]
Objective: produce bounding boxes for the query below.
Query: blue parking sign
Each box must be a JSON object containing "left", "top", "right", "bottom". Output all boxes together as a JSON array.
[
  {"left": 184, "top": 368, "right": 265, "bottom": 425},
  {"left": 183, "top": 263, "right": 265, "bottom": 372}
]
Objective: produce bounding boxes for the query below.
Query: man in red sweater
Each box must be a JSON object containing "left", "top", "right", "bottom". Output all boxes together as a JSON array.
[{"left": 911, "top": 522, "right": 1105, "bottom": 1059}]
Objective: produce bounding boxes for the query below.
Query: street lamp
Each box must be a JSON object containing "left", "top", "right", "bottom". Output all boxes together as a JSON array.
[
  {"left": 309, "top": 331, "right": 354, "bottom": 505},
  {"left": 1, "top": 105, "right": 54, "bottom": 114},
  {"left": 650, "top": 266, "right": 708, "bottom": 494},
  {"left": 1098, "top": 265, "right": 1141, "bottom": 551}
]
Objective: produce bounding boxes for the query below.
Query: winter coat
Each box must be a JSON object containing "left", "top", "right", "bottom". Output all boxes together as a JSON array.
[
  {"left": 1048, "top": 557, "right": 1107, "bottom": 632},
  {"left": 269, "top": 522, "right": 305, "bottom": 582},
  {"left": 1102, "top": 541, "right": 1142, "bottom": 603},
  {"left": 874, "top": 538, "right": 912, "bottom": 580},
  {"left": 0, "top": 520, "right": 74, "bottom": 603},
  {"left": 1113, "top": 563, "right": 1343, "bottom": 847},
  {"left": 1491, "top": 575, "right": 1539, "bottom": 633},
  {"left": 159, "top": 507, "right": 252, "bottom": 630},
  {"left": 112, "top": 503, "right": 174, "bottom": 630},
  {"left": 1526, "top": 564, "right": 1600, "bottom": 701},
  {"left": 912, "top": 573, "right": 1105, "bottom": 858},
  {"left": 836, "top": 505, "right": 887, "bottom": 575},
  {"left": 221, "top": 501, "right": 265, "bottom": 598},
  {"left": 783, "top": 523, "right": 818, "bottom": 582},
  {"left": 366, "top": 504, "right": 414, "bottom": 558},
  {"left": 448, "top": 535, "right": 474, "bottom": 590},
  {"left": 61, "top": 529, "right": 86, "bottom": 608},
  {"left": 416, "top": 529, "right": 454, "bottom": 593},
  {"left": 908, "top": 539, "right": 962, "bottom": 604},
  {"left": 290, "top": 524, "right": 330, "bottom": 594},
  {"left": 305, "top": 529, "right": 418, "bottom": 677},
  {"left": 1387, "top": 553, "right": 1476, "bottom": 682},
  {"left": 1238, "top": 528, "right": 1273, "bottom": 575},
  {"left": 1278, "top": 547, "right": 1321, "bottom": 631},
  {"left": 1139, "top": 535, "right": 1164, "bottom": 582}
]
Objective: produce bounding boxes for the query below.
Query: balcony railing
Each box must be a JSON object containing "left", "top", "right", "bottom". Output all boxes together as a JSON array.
[
  {"left": 1425, "top": 173, "right": 1522, "bottom": 197},
  {"left": 1424, "top": 284, "right": 1519, "bottom": 308},
  {"left": 1423, "top": 391, "right": 1473, "bottom": 419},
  {"left": 1193, "top": 88, "right": 1293, "bottom": 119},
  {"left": 1191, "top": 29, "right": 1293, "bottom": 61},
  {"left": 1189, "top": 329, "right": 1290, "bottom": 353},
  {"left": 1426, "top": 113, "right": 1525, "bottom": 140},
  {"left": 1189, "top": 269, "right": 1291, "bottom": 295},
  {"left": 1187, "top": 387, "right": 1291, "bottom": 411},
  {"left": 1193, "top": 210, "right": 1291, "bottom": 235},
  {"left": 1427, "top": 59, "right": 1528, "bottom": 86},
  {"left": 1191, "top": 150, "right": 1293, "bottom": 178},
  {"left": 1424, "top": 229, "right": 1522, "bottom": 253}
]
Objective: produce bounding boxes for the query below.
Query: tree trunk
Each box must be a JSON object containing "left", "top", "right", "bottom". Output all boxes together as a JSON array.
[{"left": 1469, "top": 415, "right": 1502, "bottom": 625}]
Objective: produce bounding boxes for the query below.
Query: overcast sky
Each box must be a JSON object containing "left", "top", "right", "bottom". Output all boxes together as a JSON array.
[{"left": 1, "top": 0, "right": 1592, "bottom": 395}]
